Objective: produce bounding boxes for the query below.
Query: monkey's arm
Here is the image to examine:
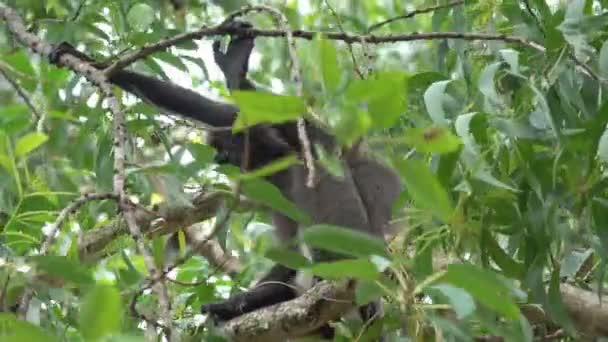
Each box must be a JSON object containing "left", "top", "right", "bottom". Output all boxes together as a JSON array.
[
  {"left": 201, "top": 264, "right": 297, "bottom": 321},
  {"left": 212, "top": 21, "right": 256, "bottom": 91},
  {"left": 49, "top": 43, "right": 237, "bottom": 127}
]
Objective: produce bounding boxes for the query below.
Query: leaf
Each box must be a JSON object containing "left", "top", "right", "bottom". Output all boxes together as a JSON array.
[
  {"left": 394, "top": 159, "right": 453, "bottom": 222},
  {"left": 30, "top": 256, "right": 94, "bottom": 285},
  {"left": 500, "top": 49, "right": 520, "bottom": 74},
  {"left": 236, "top": 155, "right": 300, "bottom": 181},
  {"left": 356, "top": 280, "right": 384, "bottom": 306},
  {"left": 441, "top": 264, "right": 521, "bottom": 320},
  {"left": 127, "top": 3, "right": 155, "bottom": 31},
  {"left": 316, "top": 36, "right": 340, "bottom": 94},
  {"left": 429, "top": 284, "right": 476, "bottom": 319},
  {"left": 265, "top": 247, "right": 311, "bottom": 269},
  {"left": 231, "top": 91, "right": 305, "bottom": 131},
  {"left": 310, "top": 258, "right": 380, "bottom": 280},
  {"left": 401, "top": 126, "right": 462, "bottom": 154},
  {"left": 15, "top": 132, "right": 48, "bottom": 157},
  {"left": 241, "top": 179, "right": 310, "bottom": 224},
  {"left": 3, "top": 51, "right": 36, "bottom": 92},
  {"left": 80, "top": 285, "right": 123, "bottom": 341},
  {"left": 600, "top": 41, "right": 608, "bottom": 78},
  {"left": 346, "top": 72, "right": 408, "bottom": 129},
  {"left": 302, "top": 225, "right": 388, "bottom": 258},
  {"left": 479, "top": 62, "right": 503, "bottom": 108},
  {"left": 424, "top": 80, "right": 451, "bottom": 125},
  {"left": 0, "top": 313, "right": 58, "bottom": 341},
  {"left": 187, "top": 143, "right": 216, "bottom": 167}
]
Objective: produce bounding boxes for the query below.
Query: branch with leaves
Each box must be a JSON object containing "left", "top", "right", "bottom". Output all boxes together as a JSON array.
[{"left": 0, "top": 5, "right": 175, "bottom": 339}]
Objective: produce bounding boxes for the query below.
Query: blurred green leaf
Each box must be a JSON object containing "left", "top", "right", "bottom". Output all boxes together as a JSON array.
[
  {"left": 400, "top": 126, "right": 462, "bottom": 154},
  {"left": 441, "top": 264, "right": 521, "bottom": 320},
  {"left": 30, "top": 256, "right": 94, "bottom": 285},
  {"left": 127, "top": 3, "right": 155, "bottom": 31},
  {"left": 15, "top": 132, "right": 48, "bottom": 157},
  {"left": 241, "top": 179, "right": 310, "bottom": 224},
  {"left": 316, "top": 36, "right": 340, "bottom": 95},
  {"left": 394, "top": 159, "right": 453, "bottom": 222},
  {"left": 429, "top": 284, "right": 476, "bottom": 319},
  {"left": 80, "top": 285, "right": 123, "bottom": 341},
  {"left": 302, "top": 224, "right": 388, "bottom": 258},
  {"left": 231, "top": 91, "right": 305, "bottom": 131},
  {"left": 265, "top": 247, "right": 311, "bottom": 269},
  {"left": 0, "top": 313, "right": 58, "bottom": 341},
  {"left": 310, "top": 258, "right": 380, "bottom": 280}
]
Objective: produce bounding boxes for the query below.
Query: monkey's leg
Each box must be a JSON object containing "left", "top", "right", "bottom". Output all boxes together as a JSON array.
[{"left": 201, "top": 264, "right": 297, "bottom": 321}]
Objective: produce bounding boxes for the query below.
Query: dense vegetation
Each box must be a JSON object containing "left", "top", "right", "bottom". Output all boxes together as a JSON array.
[{"left": 1, "top": 0, "right": 608, "bottom": 341}]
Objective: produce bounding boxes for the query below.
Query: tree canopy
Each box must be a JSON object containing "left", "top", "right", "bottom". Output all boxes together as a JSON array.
[{"left": 2, "top": 0, "right": 608, "bottom": 341}]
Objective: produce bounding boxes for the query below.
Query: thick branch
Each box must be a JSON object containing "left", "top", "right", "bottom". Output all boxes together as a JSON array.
[
  {"left": 78, "top": 191, "right": 253, "bottom": 269},
  {"left": 221, "top": 280, "right": 355, "bottom": 342}
]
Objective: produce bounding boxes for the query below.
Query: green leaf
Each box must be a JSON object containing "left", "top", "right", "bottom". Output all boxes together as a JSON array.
[
  {"left": 424, "top": 80, "right": 451, "bottom": 125},
  {"left": 316, "top": 36, "right": 340, "bottom": 94},
  {"left": 265, "top": 247, "right": 311, "bottom": 269},
  {"left": 310, "top": 258, "right": 380, "bottom": 280},
  {"left": 154, "top": 52, "right": 188, "bottom": 73},
  {"left": 237, "top": 155, "right": 300, "bottom": 181},
  {"left": 302, "top": 225, "right": 388, "bottom": 258},
  {"left": 30, "top": 256, "right": 94, "bottom": 285},
  {"left": 400, "top": 126, "right": 461, "bottom": 154},
  {"left": 394, "top": 159, "right": 453, "bottom": 222},
  {"left": 0, "top": 313, "right": 58, "bottom": 342},
  {"left": 3, "top": 51, "right": 36, "bottom": 92},
  {"left": 80, "top": 285, "right": 123, "bottom": 341},
  {"left": 479, "top": 62, "right": 503, "bottom": 108},
  {"left": 600, "top": 40, "right": 608, "bottom": 78},
  {"left": 241, "top": 179, "right": 310, "bottom": 224},
  {"left": 231, "top": 91, "right": 305, "bottom": 131},
  {"left": 127, "top": 3, "right": 155, "bottom": 31},
  {"left": 187, "top": 143, "right": 216, "bottom": 167},
  {"left": 332, "top": 109, "right": 372, "bottom": 146},
  {"left": 355, "top": 280, "right": 384, "bottom": 306},
  {"left": 429, "top": 284, "right": 476, "bottom": 319},
  {"left": 15, "top": 132, "right": 48, "bottom": 157},
  {"left": 346, "top": 72, "right": 408, "bottom": 129},
  {"left": 484, "top": 233, "right": 524, "bottom": 279},
  {"left": 441, "top": 264, "right": 521, "bottom": 320}
]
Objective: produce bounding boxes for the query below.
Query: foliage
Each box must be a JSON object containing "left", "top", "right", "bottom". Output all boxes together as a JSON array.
[{"left": 1, "top": 0, "right": 608, "bottom": 341}]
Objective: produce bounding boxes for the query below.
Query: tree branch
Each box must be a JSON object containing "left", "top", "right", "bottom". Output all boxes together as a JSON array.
[
  {"left": 367, "top": 0, "right": 465, "bottom": 32},
  {"left": 0, "top": 6, "right": 174, "bottom": 337},
  {"left": 78, "top": 191, "right": 251, "bottom": 272},
  {"left": 105, "top": 26, "right": 544, "bottom": 75},
  {"left": 221, "top": 280, "right": 355, "bottom": 342},
  {"left": 17, "top": 192, "right": 117, "bottom": 318},
  {"left": 0, "top": 64, "right": 42, "bottom": 119}
]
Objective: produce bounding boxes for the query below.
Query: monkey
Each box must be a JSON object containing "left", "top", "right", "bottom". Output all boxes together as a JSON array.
[{"left": 48, "top": 20, "right": 402, "bottom": 339}]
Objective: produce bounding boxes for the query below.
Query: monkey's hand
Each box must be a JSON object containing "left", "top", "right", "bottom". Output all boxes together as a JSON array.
[
  {"left": 201, "top": 297, "right": 249, "bottom": 322},
  {"left": 212, "top": 20, "right": 254, "bottom": 90},
  {"left": 49, "top": 42, "right": 107, "bottom": 69}
]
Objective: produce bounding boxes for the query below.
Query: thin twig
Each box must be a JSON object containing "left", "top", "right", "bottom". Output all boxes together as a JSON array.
[
  {"left": 521, "top": 0, "right": 605, "bottom": 83},
  {"left": 0, "top": 7, "right": 175, "bottom": 337},
  {"left": 129, "top": 287, "right": 170, "bottom": 335},
  {"left": 323, "top": 0, "right": 364, "bottom": 79},
  {"left": 0, "top": 64, "right": 41, "bottom": 119},
  {"left": 103, "top": 25, "right": 545, "bottom": 76},
  {"left": 367, "top": 0, "right": 465, "bottom": 32},
  {"left": 40, "top": 193, "right": 117, "bottom": 254}
]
